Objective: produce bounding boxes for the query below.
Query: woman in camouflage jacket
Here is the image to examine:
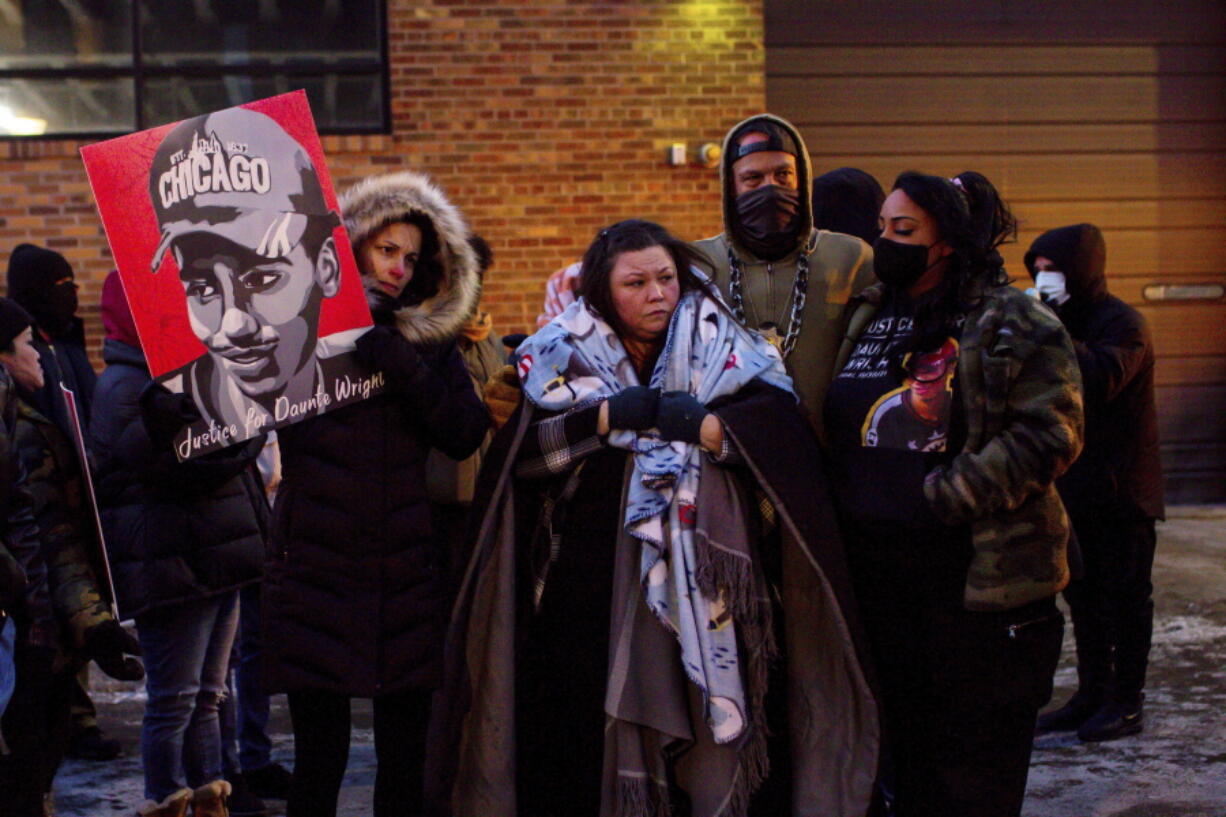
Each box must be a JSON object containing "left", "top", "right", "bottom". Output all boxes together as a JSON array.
[{"left": 824, "top": 171, "right": 1083, "bottom": 817}]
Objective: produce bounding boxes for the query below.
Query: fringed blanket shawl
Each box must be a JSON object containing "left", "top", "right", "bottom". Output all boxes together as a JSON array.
[{"left": 433, "top": 294, "right": 880, "bottom": 817}]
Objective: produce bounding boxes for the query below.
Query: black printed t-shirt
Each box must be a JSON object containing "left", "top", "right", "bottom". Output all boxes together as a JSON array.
[{"left": 823, "top": 293, "right": 965, "bottom": 534}]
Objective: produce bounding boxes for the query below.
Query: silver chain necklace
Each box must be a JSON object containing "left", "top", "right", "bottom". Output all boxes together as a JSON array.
[{"left": 727, "top": 247, "right": 809, "bottom": 358}]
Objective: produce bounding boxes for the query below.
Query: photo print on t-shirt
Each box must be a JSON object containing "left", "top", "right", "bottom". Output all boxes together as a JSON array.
[{"left": 860, "top": 337, "right": 960, "bottom": 452}]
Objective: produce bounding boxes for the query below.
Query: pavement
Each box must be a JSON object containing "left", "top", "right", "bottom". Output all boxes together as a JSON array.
[{"left": 51, "top": 506, "right": 1226, "bottom": 816}]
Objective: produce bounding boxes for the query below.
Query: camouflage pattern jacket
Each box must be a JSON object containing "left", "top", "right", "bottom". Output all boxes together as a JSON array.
[
  {"left": 13, "top": 397, "right": 113, "bottom": 661},
  {"left": 835, "top": 282, "right": 1085, "bottom": 611},
  {"left": 0, "top": 370, "right": 51, "bottom": 646}
]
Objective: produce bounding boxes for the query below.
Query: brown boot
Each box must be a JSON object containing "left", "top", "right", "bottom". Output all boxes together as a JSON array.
[
  {"left": 190, "top": 780, "right": 233, "bottom": 817},
  {"left": 136, "top": 788, "right": 192, "bottom": 817}
]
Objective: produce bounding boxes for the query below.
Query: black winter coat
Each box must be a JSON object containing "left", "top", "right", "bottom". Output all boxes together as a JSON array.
[
  {"left": 88, "top": 339, "right": 267, "bottom": 620},
  {"left": 29, "top": 319, "right": 96, "bottom": 443},
  {"left": 264, "top": 336, "right": 489, "bottom": 696},
  {"left": 1025, "top": 224, "right": 1164, "bottom": 519}
]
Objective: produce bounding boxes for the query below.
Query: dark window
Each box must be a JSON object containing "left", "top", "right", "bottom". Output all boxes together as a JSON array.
[{"left": 0, "top": 1, "right": 386, "bottom": 137}]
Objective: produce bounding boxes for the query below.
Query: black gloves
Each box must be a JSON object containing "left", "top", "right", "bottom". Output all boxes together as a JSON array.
[
  {"left": 140, "top": 382, "right": 202, "bottom": 449},
  {"left": 83, "top": 619, "right": 145, "bottom": 681},
  {"left": 606, "top": 386, "right": 660, "bottom": 431},
  {"left": 354, "top": 326, "right": 457, "bottom": 422},
  {"left": 656, "top": 391, "right": 708, "bottom": 444},
  {"left": 606, "top": 389, "right": 709, "bottom": 442},
  {"left": 355, "top": 325, "right": 424, "bottom": 390}
]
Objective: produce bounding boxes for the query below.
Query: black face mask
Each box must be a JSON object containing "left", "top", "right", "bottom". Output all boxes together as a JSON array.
[
  {"left": 36, "top": 281, "right": 78, "bottom": 336},
  {"left": 733, "top": 185, "right": 800, "bottom": 261},
  {"left": 53, "top": 282, "right": 78, "bottom": 323},
  {"left": 872, "top": 237, "right": 941, "bottom": 290}
]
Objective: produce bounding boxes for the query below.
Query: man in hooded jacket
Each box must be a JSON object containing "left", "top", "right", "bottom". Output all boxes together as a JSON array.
[
  {"left": 692, "top": 114, "right": 875, "bottom": 436},
  {"left": 1026, "top": 223, "right": 1164, "bottom": 742}
]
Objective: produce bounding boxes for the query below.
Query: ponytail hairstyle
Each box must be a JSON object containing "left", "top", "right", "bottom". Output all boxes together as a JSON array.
[
  {"left": 887, "top": 170, "right": 1016, "bottom": 369},
  {"left": 952, "top": 170, "right": 1017, "bottom": 283}
]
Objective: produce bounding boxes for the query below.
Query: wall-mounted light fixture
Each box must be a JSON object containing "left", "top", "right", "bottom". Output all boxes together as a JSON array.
[{"left": 665, "top": 142, "right": 722, "bottom": 168}]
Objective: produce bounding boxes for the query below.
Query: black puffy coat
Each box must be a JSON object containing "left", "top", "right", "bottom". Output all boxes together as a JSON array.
[
  {"left": 88, "top": 338, "right": 267, "bottom": 620},
  {"left": 266, "top": 337, "right": 488, "bottom": 696},
  {"left": 263, "top": 169, "right": 490, "bottom": 697},
  {"left": 1025, "top": 224, "right": 1164, "bottom": 519}
]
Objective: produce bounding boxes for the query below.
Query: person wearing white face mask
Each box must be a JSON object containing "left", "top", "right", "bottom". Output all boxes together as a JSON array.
[
  {"left": 1025, "top": 223, "right": 1164, "bottom": 743},
  {"left": 1032, "top": 269, "right": 1071, "bottom": 306}
]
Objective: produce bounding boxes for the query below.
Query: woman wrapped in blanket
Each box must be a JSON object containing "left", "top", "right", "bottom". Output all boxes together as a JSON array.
[
  {"left": 823, "top": 172, "right": 1084, "bottom": 817},
  {"left": 432, "top": 220, "right": 880, "bottom": 817}
]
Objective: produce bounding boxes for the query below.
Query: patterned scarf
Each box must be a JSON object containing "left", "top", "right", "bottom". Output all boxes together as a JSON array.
[{"left": 518, "top": 286, "right": 793, "bottom": 746}]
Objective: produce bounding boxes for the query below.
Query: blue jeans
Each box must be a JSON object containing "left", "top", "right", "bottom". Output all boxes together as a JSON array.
[
  {"left": 0, "top": 616, "right": 15, "bottom": 719},
  {"left": 220, "top": 582, "right": 273, "bottom": 777},
  {"left": 136, "top": 591, "right": 239, "bottom": 802}
]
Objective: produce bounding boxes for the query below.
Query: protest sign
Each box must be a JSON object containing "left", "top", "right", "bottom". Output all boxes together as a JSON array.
[{"left": 81, "top": 91, "right": 383, "bottom": 460}]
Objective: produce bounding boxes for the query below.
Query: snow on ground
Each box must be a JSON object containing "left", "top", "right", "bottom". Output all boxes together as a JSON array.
[{"left": 51, "top": 508, "right": 1226, "bottom": 816}]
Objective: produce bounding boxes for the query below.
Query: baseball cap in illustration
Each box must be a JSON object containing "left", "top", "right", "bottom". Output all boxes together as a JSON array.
[{"left": 148, "top": 106, "right": 339, "bottom": 273}]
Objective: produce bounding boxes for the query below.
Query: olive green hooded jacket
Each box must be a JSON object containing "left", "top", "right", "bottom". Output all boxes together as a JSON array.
[
  {"left": 693, "top": 114, "right": 876, "bottom": 436},
  {"left": 13, "top": 399, "right": 113, "bottom": 660}
]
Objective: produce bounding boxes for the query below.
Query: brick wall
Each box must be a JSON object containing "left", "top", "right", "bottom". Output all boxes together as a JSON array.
[{"left": 0, "top": 0, "right": 765, "bottom": 366}]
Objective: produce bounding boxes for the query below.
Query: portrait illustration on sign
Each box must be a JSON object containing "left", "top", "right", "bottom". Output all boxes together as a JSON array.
[{"left": 82, "top": 91, "right": 382, "bottom": 459}]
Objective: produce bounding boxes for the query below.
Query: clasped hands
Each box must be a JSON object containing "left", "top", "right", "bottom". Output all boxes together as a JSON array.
[{"left": 600, "top": 386, "right": 723, "bottom": 452}]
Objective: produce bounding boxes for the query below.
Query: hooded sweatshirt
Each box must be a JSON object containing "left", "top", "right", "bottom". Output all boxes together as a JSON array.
[
  {"left": 1025, "top": 224, "right": 1164, "bottom": 519},
  {"left": 693, "top": 115, "right": 876, "bottom": 435},
  {"left": 811, "top": 166, "right": 886, "bottom": 246},
  {"left": 99, "top": 270, "right": 140, "bottom": 351}
]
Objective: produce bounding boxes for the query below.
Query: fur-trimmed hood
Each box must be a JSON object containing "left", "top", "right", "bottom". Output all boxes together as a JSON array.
[{"left": 340, "top": 170, "right": 480, "bottom": 345}]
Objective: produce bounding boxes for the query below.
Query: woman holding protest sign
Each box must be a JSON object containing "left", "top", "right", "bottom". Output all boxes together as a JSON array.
[
  {"left": 263, "top": 171, "right": 488, "bottom": 817},
  {"left": 432, "top": 219, "right": 878, "bottom": 817}
]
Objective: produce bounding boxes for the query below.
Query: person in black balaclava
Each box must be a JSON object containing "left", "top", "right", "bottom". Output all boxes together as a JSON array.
[
  {"left": 5, "top": 244, "right": 97, "bottom": 444},
  {"left": 4, "top": 243, "right": 114, "bottom": 763},
  {"left": 811, "top": 167, "right": 887, "bottom": 246},
  {"left": 1026, "top": 223, "right": 1165, "bottom": 743}
]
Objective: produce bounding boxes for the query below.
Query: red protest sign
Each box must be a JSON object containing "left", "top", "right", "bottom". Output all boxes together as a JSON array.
[{"left": 82, "top": 91, "right": 383, "bottom": 459}]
